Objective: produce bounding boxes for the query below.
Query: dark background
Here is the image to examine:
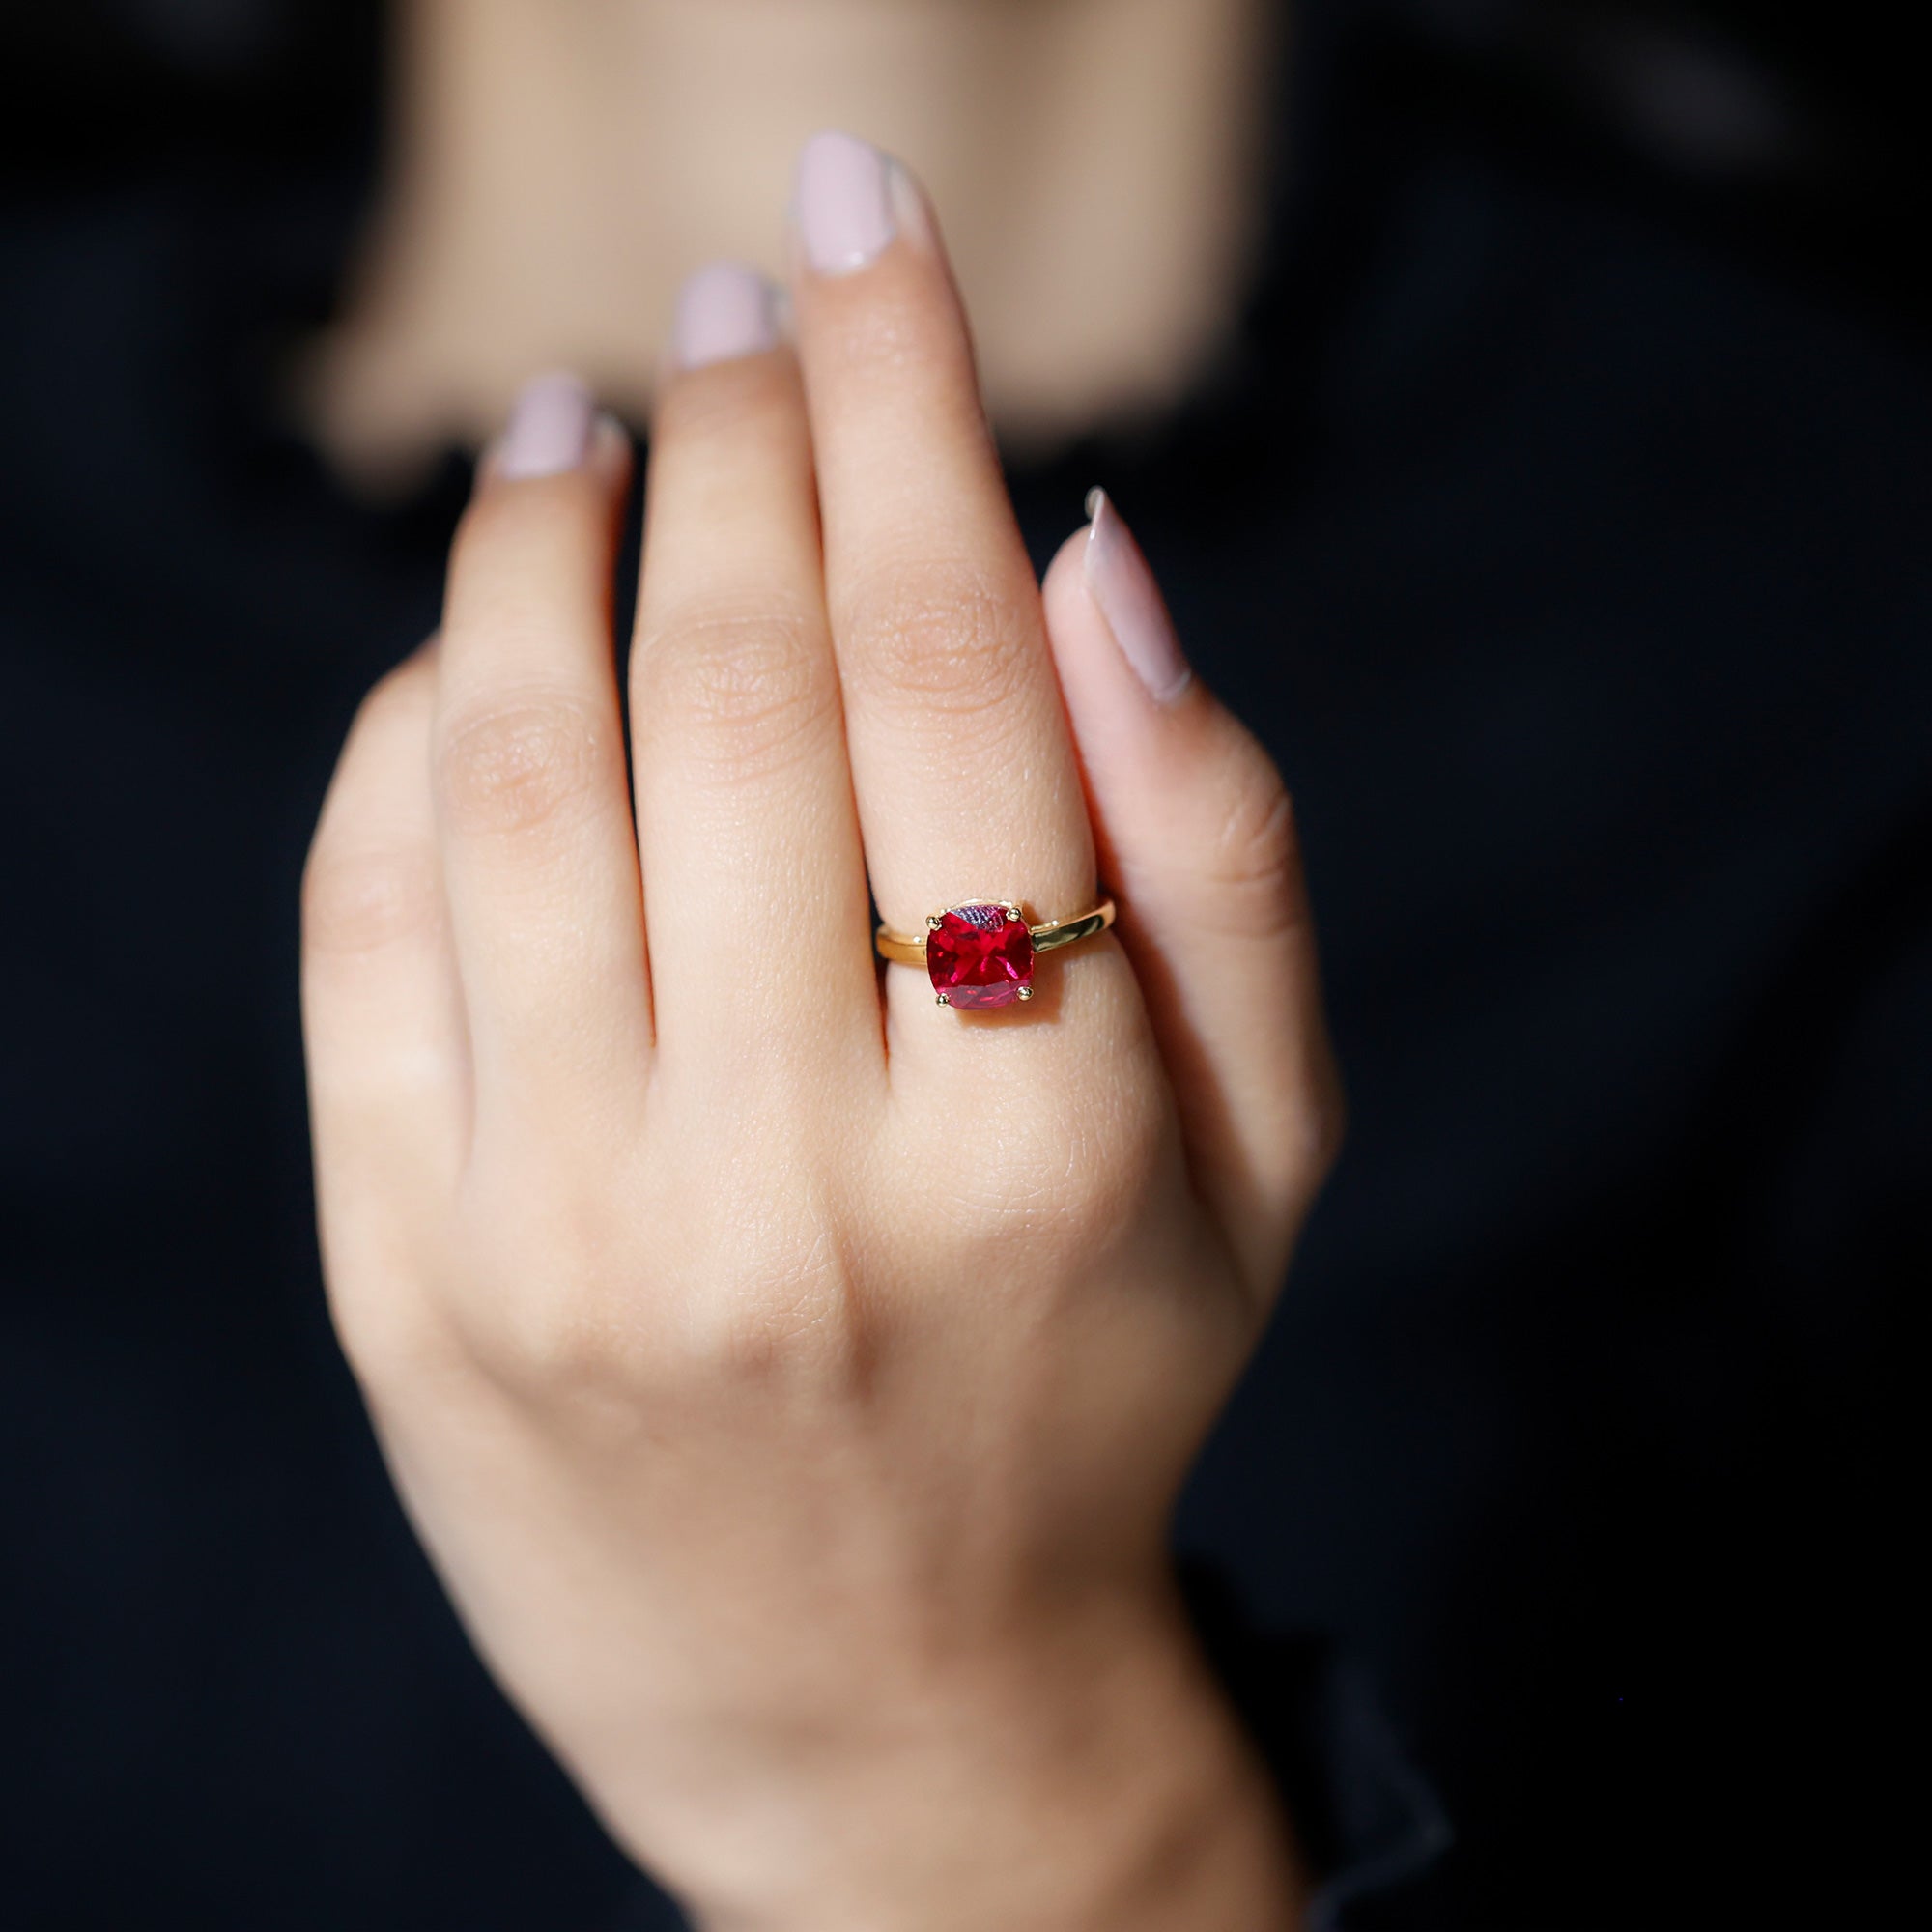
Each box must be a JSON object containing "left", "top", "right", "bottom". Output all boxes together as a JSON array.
[{"left": 3, "top": 2, "right": 1924, "bottom": 1926}]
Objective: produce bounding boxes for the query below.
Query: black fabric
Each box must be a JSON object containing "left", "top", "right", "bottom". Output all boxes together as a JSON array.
[
  {"left": 1181, "top": 1567, "right": 1452, "bottom": 1924},
  {"left": 2, "top": 4, "right": 1921, "bottom": 1925}
]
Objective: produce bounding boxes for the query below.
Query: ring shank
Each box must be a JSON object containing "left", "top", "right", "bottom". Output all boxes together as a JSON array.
[{"left": 874, "top": 897, "right": 1116, "bottom": 967}]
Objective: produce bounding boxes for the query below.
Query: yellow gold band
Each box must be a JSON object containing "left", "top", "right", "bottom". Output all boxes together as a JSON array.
[{"left": 873, "top": 896, "right": 1116, "bottom": 967}]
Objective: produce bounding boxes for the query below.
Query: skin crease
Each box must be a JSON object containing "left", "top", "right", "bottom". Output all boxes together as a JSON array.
[
  {"left": 304, "top": 0, "right": 1277, "bottom": 485},
  {"left": 301, "top": 12, "right": 1341, "bottom": 1929}
]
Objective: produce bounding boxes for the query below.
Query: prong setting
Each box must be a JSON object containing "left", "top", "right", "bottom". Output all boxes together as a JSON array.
[
  {"left": 924, "top": 900, "right": 1036, "bottom": 1011},
  {"left": 879, "top": 895, "right": 1113, "bottom": 1009}
]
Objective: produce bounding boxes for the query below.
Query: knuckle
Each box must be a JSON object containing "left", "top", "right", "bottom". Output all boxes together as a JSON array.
[
  {"left": 435, "top": 695, "right": 611, "bottom": 837},
  {"left": 435, "top": 1199, "right": 638, "bottom": 1406},
  {"left": 470, "top": 1286, "right": 635, "bottom": 1412},
  {"left": 1196, "top": 761, "right": 1304, "bottom": 941},
  {"left": 635, "top": 605, "right": 835, "bottom": 780},
  {"left": 447, "top": 1165, "right": 870, "bottom": 1412},
  {"left": 845, "top": 560, "right": 1036, "bottom": 726},
  {"left": 674, "top": 1232, "right": 871, "bottom": 1398},
  {"left": 330, "top": 1279, "right": 468, "bottom": 1406},
  {"left": 302, "top": 844, "right": 440, "bottom": 956},
  {"left": 303, "top": 660, "right": 440, "bottom": 956}
]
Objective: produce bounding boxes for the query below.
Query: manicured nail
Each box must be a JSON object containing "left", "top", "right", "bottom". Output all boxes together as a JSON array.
[
  {"left": 674, "top": 261, "right": 779, "bottom": 369},
  {"left": 1084, "top": 490, "right": 1192, "bottom": 703},
  {"left": 795, "top": 130, "right": 895, "bottom": 275},
  {"left": 497, "top": 372, "right": 594, "bottom": 480}
]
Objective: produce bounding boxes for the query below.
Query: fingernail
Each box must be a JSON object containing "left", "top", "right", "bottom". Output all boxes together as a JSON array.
[
  {"left": 1084, "top": 489, "right": 1192, "bottom": 703},
  {"left": 795, "top": 130, "right": 895, "bottom": 275},
  {"left": 674, "top": 261, "right": 779, "bottom": 369},
  {"left": 496, "top": 372, "right": 594, "bottom": 480}
]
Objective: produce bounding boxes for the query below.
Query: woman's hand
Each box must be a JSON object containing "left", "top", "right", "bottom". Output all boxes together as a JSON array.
[{"left": 301, "top": 134, "right": 1338, "bottom": 1930}]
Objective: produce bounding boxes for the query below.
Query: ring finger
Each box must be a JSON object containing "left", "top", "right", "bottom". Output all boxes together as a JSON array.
[{"left": 787, "top": 135, "right": 1106, "bottom": 1043}]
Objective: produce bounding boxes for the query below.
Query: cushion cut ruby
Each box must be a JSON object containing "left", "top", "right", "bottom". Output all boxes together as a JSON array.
[{"left": 927, "top": 902, "right": 1034, "bottom": 1009}]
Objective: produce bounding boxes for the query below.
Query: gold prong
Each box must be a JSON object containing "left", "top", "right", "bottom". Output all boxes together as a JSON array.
[
  {"left": 1016, "top": 985, "right": 1035, "bottom": 1001},
  {"left": 935, "top": 993, "right": 951, "bottom": 1006},
  {"left": 926, "top": 914, "right": 943, "bottom": 929},
  {"left": 1006, "top": 906, "right": 1024, "bottom": 922}
]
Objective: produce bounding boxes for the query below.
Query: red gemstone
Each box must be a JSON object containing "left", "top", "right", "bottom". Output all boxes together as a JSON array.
[{"left": 927, "top": 902, "right": 1034, "bottom": 1009}]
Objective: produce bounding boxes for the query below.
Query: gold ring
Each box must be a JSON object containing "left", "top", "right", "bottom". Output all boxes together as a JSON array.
[{"left": 874, "top": 897, "right": 1117, "bottom": 1009}]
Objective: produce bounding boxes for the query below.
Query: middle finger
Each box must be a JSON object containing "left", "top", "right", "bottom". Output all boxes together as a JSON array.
[{"left": 633, "top": 264, "right": 881, "bottom": 1088}]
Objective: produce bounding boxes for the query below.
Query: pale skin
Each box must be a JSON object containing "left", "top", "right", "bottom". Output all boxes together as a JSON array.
[{"left": 303, "top": 8, "right": 1341, "bottom": 1927}]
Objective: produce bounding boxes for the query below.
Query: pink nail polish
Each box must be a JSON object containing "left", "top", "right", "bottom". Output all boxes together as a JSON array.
[
  {"left": 1084, "top": 490, "right": 1193, "bottom": 703},
  {"left": 795, "top": 130, "right": 895, "bottom": 275},
  {"left": 497, "top": 372, "right": 594, "bottom": 480},
  {"left": 674, "top": 262, "right": 779, "bottom": 369}
]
